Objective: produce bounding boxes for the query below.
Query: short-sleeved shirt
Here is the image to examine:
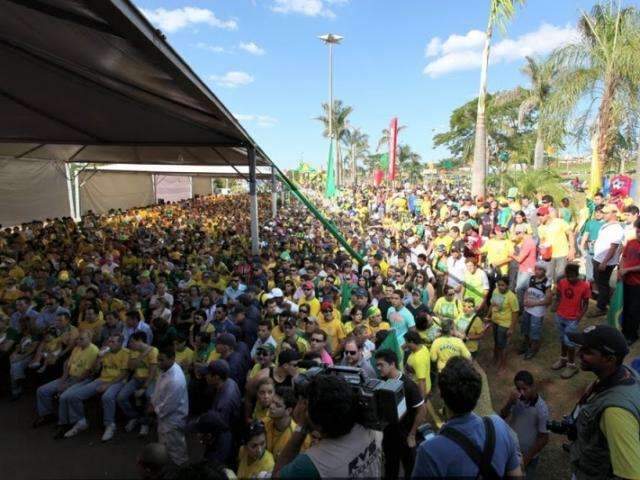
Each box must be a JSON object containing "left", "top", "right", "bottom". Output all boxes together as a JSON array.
[
  {"left": 490, "top": 290, "right": 519, "bottom": 328},
  {"left": 412, "top": 413, "right": 521, "bottom": 478},
  {"left": 430, "top": 336, "right": 471, "bottom": 372},
  {"left": 68, "top": 343, "right": 99, "bottom": 378},
  {"left": 583, "top": 218, "right": 604, "bottom": 254},
  {"left": 174, "top": 347, "right": 194, "bottom": 373},
  {"left": 454, "top": 314, "right": 484, "bottom": 353},
  {"left": 599, "top": 407, "right": 640, "bottom": 479},
  {"left": 508, "top": 395, "right": 549, "bottom": 458},
  {"left": 481, "top": 239, "right": 514, "bottom": 275},
  {"left": 463, "top": 269, "right": 489, "bottom": 305},
  {"left": 524, "top": 276, "right": 550, "bottom": 317},
  {"left": 237, "top": 447, "right": 274, "bottom": 479},
  {"left": 556, "top": 278, "right": 591, "bottom": 320},
  {"left": 100, "top": 348, "right": 130, "bottom": 382},
  {"left": 433, "top": 297, "right": 462, "bottom": 320},
  {"left": 622, "top": 239, "right": 640, "bottom": 286},
  {"left": 594, "top": 222, "right": 624, "bottom": 265},
  {"left": 406, "top": 345, "right": 431, "bottom": 393},
  {"left": 539, "top": 218, "right": 571, "bottom": 258},
  {"left": 130, "top": 346, "right": 159, "bottom": 380},
  {"left": 386, "top": 306, "right": 415, "bottom": 346},
  {"left": 387, "top": 373, "right": 424, "bottom": 438}
]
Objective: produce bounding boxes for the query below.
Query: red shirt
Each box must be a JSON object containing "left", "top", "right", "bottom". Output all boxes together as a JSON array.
[
  {"left": 622, "top": 239, "right": 640, "bottom": 286},
  {"left": 556, "top": 278, "right": 591, "bottom": 320}
]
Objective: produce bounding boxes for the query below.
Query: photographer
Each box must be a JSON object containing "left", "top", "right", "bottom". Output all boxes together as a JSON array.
[
  {"left": 564, "top": 325, "right": 640, "bottom": 480},
  {"left": 412, "top": 357, "right": 522, "bottom": 478},
  {"left": 273, "top": 374, "right": 383, "bottom": 479},
  {"left": 375, "top": 348, "right": 425, "bottom": 479}
]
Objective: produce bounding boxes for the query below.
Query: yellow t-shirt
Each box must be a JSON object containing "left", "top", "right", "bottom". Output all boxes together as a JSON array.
[
  {"left": 490, "top": 290, "right": 519, "bottom": 328},
  {"left": 298, "top": 297, "right": 321, "bottom": 317},
  {"left": 455, "top": 315, "right": 485, "bottom": 353},
  {"left": 430, "top": 336, "right": 471, "bottom": 372},
  {"left": 100, "top": 348, "right": 130, "bottom": 382},
  {"left": 271, "top": 325, "right": 286, "bottom": 344},
  {"left": 538, "top": 218, "right": 571, "bottom": 258},
  {"left": 129, "top": 347, "right": 159, "bottom": 380},
  {"left": 264, "top": 418, "right": 311, "bottom": 462},
  {"left": 406, "top": 345, "right": 431, "bottom": 394},
  {"left": 343, "top": 321, "right": 372, "bottom": 337},
  {"left": 317, "top": 315, "right": 346, "bottom": 353},
  {"left": 481, "top": 239, "right": 514, "bottom": 275},
  {"left": 277, "top": 336, "right": 309, "bottom": 356},
  {"left": 175, "top": 347, "right": 195, "bottom": 373},
  {"left": 68, "top": 344, "right": 99, "bottom": 378},
  {"left": 433, "top": 235, "right": 454, "bottom": 253},
  {"left": 237, "top": 447, "right": 274, "bottom": 479},
  {"left": 253, "top": 403, "right": 270, "bottom": 423},
  {"left": 368, "top": 320, "right": 391, "bottom": 336},
  {"left": 599, "top": 407, "right": 640, "bottom": 479},
  {"left": 78, "top": 316, "right": 105, "bottom": 336}
]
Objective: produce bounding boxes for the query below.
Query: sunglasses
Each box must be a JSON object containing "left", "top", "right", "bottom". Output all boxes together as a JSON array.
[
  {"left": 303, "top": 288, "right": 312, "bottom": 292},
  {"left": 310, "top": 338, "right": 323, "bottom": 343},
  {"left": 344, "top": 350, "right": 358, "bottom": 356},
  {"left": 256, "top": 350, "right": 271, "bottom": 356}
]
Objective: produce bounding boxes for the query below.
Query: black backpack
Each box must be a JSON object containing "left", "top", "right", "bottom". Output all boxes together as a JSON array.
[{"left": 440, "top": 416, "right": 501, "bottom": 479}]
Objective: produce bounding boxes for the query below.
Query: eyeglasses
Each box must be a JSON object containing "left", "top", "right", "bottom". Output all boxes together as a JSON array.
[
  {"left": 310, "top": 338, "right": 323, "bottom": 343},
  {"left": 303, "top": 288, "right": 312, "bottom": 292},
  {"left": 344, "top": 350, "right": 358, "bottom": 356},
  {"left": 256, "top": 350, "right": 270, "bottom": 356}
]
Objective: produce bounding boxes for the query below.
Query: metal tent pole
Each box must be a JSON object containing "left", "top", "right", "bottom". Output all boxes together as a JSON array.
[
  {"left": 271, "top": 167, "right": 278, "bottom": 219},
  {"left": 248, "top": 146, "right": 260, "bottom": 255}
]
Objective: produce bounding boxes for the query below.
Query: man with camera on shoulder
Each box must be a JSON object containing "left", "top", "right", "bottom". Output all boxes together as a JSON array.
[
  {"left": 558, "top": 325, "right": 640, "bottom": 480},
  {"left": 412, "top": 357, "right": 523, "bottom": 478},
  {"left": 273, "top": 373, "right": 383, "bottom": 479}
]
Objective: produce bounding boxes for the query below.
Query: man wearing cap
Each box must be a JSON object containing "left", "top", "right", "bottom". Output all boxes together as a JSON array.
[
  {"left": 589, "top": 204, "right": 624, "bottom": 317},
  {"left": 270, "top": 288, "right": 299, "bottom": 315},
  {"left": 215, "top": 333, "right": 248, "bottom": 392},
  {"left": 197, "top": 359, "right": 242, "bottom": 440},
  {"left": 537, "top": 206, "right": 575, "bottom": 284},
  {"left": 298, "top": 281, "right": 320, "bottom": 318},
  {"left": 565, "top": 325, "right": 640, "bottom": 480}
]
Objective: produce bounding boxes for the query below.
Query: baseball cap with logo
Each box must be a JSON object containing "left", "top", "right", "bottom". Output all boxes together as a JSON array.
[{"left": 567, "top": 325, "right": 629, "bottom": 357}]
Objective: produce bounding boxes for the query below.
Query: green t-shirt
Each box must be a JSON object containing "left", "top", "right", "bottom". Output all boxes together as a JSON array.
[{"left": 279, "top": 454, "right": 320, "bottom": 479}]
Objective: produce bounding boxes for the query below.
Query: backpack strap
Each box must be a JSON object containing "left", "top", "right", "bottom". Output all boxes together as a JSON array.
[{"left": 440, "top": 417, "right": 500, "bottom": 479}]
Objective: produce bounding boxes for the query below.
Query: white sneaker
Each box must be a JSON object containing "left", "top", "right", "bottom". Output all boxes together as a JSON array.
[
  {"left": 64, "top": 419, "right": 88, "bottom": 438},
  {"left": 125, "top": 419, "right": 139, "bottom": 433},
  {"left": 138, "top": 424, "right": 150, "bottom": 437},
  {"left": 101, "top": 423, "right": 116, "bottom": 442}
]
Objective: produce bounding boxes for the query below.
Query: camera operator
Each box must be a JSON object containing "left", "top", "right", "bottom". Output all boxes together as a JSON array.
[
  {"left": 375, "top": 348, "right": 425, "bottom": 479},
  {"left": 412, "top": 357, "right": 522, "bottom": 478},
  {"left": 563, "top": 325, "right": 640, "bottom": 480},
  {"left": 273, "top": 374, "right": 383, "bottom": 479}
]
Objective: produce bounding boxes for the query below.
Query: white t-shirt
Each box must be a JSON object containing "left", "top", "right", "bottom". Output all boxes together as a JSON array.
[{"left": 593, "top": 222, "right": 624, "bottom": 265}]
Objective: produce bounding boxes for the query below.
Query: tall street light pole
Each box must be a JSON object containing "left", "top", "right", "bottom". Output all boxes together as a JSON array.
[{"left": 319, "top": 34, "right": 343, "bottom": 185}]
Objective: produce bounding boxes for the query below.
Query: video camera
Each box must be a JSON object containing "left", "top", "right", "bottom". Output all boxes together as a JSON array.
[
  {"left": 546, "top": 415, "right": 577, "bottom": 441},
  {"left": 293, "top": 364, "right": 406, "bottom": 431}
]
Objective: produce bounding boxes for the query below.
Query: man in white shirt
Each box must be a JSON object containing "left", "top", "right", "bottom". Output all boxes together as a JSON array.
[
  {"left": 151, "top": 346, "right": 189, "bottom": 466},
  {"left": 149, "top": 283, "right": 174, "bottom": 310},
  {"left": 591, "top": 204, "right": 625, "bottom": 316}
]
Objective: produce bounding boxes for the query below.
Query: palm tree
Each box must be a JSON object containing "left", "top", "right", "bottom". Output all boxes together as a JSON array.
[
  {"left": 316, "top": 100, "right": 353, "bottom": 187},
  {"left": 396, "top": 144, "right": 423, "bottom": 183},
  {"left": 376, "top": 124, "right": 407, "bottom": 152},
  {"left": 341, "top": 127, "right": 370, "bottom": 186},
  {"left": 518, "top": 56, "right": 559, "bottom": 169},
  {"left": 471, "top": 0, "right": 526, "bottom": 198},
  {"left": 549, "top": 3, "right": 640, "bottom": 192}
]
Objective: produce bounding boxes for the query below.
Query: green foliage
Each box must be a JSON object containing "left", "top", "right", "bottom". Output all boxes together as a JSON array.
[{"left": 489, "top": 168, "right": 569, "bottom": 199}]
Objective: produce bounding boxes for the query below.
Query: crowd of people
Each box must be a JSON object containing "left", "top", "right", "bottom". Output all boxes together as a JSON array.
[{"left": 0, "top": 181, "right": 639, "bottom": 479}]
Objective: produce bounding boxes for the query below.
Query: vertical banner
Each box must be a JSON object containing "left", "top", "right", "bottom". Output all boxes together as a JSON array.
[
  {"left": 373, "top": 169, "right": 385, "bottom": 186},
  {"left": 325, "top": 141, "right": 337, "bottom": 198},
  {"left": 388, "top": 117, "right": 398, "bottom": 181}
]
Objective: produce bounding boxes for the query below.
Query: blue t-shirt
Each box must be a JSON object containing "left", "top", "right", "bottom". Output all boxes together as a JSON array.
[
  {"left": 411, "top": 413, "right": 521, "bottom": 478},
  {"left": 386, "top": 306, "right": 415, "bottom": 346}
]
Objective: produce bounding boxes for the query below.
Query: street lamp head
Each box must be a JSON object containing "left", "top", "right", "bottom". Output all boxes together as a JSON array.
[{"left": 318, "top": 34, "right": 344, "bottom": 44}]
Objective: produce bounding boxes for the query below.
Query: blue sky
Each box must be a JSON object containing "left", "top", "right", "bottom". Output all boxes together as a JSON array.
[{"left": 138, "top": 0, "right": 598, "bottom": 170}]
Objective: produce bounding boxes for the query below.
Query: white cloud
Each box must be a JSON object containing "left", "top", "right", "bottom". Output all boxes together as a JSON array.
[
  {"left": 423, "top": 23, "right": 578, "bottom": 78},
  {"left": 239, "top": 42, "right": 266, "bottom": 56},
  {"left": 140, "top": 7, "right": 237, "bottom": 33},
  {"left": 210, "top": 71, "right": 254, "bottom": 88},
  {"left": 196, "top": 42, "right": 226, "bottom": 53},
  {"left": 271, "top": 0, "right": 337, "bottom": 18},
  {"left": 234, "top": 114, "right": 278, "bottom": 127}
]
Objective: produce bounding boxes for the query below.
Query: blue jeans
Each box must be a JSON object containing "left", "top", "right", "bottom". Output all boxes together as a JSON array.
[
  {"left": 515, "top": 272, "right": 532, "bottom": 309},
  {"left": 36, "top": 377, "right": 89, "bottom": 417},
  {"left": 521, "top": 311, "right": 543, "bottom": 341},
  {"left": 10, "top": 356, "right": 33, "bottom": 394},
  {"left": 554, "top": 314, "right": 579, "bottom": 348},
  {"left": 116, "top": 377, "right": 155, "bottom": 421},
  {"left": 58, "top": 379, "right": 124, "bottom": 426}
]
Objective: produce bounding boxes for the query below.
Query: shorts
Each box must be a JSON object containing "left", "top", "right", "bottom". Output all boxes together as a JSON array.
[
  {"left": 554, "top": 314, "right": 579, "bottom": 347},
  {"left": 493, "top": 324, "right": 508, "bottom": 349},
  {"left": 521, "top": 311, "right": 543, "bottom": 341}
]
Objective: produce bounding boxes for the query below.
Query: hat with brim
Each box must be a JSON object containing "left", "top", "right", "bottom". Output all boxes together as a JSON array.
[{"left": 567, "top": 325, "right": 629, "bottom": 357}]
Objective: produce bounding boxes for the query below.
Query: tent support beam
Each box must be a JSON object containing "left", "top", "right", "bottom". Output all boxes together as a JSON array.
[
  {"left": 271, "top": 168, "right": 277, "bottom": 219},
  {"left": 249, "top": 146, "right": 259, "bottom": 255}
]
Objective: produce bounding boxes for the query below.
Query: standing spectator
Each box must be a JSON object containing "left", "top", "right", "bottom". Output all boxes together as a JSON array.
[
  {"left": 551, "top": 264, "right": 591, "bottom": 379},
  {"left": 521, "top": 264, "right": 552, "bottom": 360},
  {"left": 489, "top": 277, "right": 519, "bottom": 373},
  {"left": 619, "top": 218, "right": 640, "bottom": 345},
  {"left": 623, "top": 205, "right": 639, "bottom": 244},
  {"left": 537, "top": 206, "right": 575, "bottom": 284},
  {"left": 590, "top": 204, "right": 624, "bottom": 317},
  {"left": 412, "top": 357, "right": 522, "bottom": 478},
  {"left": 580, "top": 205, "right": 605, "bottom": 283},
  {"left": 151, "top": 346, "right": 189, "bottom": 466},
  {"left": 430, "top": 318, "right": 471, "bottom": 373},
  {"left": 237, "top": 420, "right": 275, "bottom": 478},
  {"left": 386, "top": 289, "right": 416, "bottom": 347},
  {"left": 499, "top": 371, "right": 549, "bottom": 480},
  {"left": 462, "top": 259, "right": 489, "bottom": 313},
  {"left": 338, "top": 337, "right": 376, "bottom": 378},
  {"left": 375, "top": 349, "right": 424, "bottom": 480},
  {"left": 510, "top": 224, "right": 538, "bottom": 308}
]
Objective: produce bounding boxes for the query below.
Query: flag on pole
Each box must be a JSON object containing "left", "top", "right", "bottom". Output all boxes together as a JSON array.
[
  {"left": 371, "top": 153, "right": 389, "bottom": 186},
  {"left": 371, "top": 328, "right": 403, "bottom": 371},
  {"left": 388, "top": 117, "right": 398, "bottom": 181},
  {"left": 324, "top": 141, "right": 337, "bottom": 198},
  {"left": 607, "top": 281, "right": 624, "bottom": 329}
]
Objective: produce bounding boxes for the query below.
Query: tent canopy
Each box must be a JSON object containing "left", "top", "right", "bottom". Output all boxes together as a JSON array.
[
  {"left": 0, "top": 0, "right": 271, "bottom": 167},
  {"left": 90, "top": 164, "right": 273, "bottom": 179}
]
